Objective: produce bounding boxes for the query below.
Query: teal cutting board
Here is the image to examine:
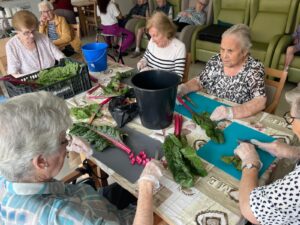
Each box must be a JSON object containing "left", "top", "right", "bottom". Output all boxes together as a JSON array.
[
  {"left": 197, "top": 122, "right": 275, "bottom": 180},
  {"left": 175, "top": 92, "right": 228, "bottom": 118}
]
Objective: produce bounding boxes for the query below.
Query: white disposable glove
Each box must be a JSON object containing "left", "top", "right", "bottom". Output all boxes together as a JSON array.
[
  {"left": 66, "top": 135, "right": 93, "bottom": 158},
  {"left": 138, "top": 160, "right": 163, "bottom": 191},
  {"left": 177, "top": 83, "right": 189, "bottom": 97},
  {"left": 251, "top": 139, "right": 300, "bottom": 159},
  {"left": 210, "top": 106, "right": 233, "bottom": 121},
  {"left": 137, "top": 58, "right": 148, "bottom": 71},
  {"left": 234, "top": 143, "right": 262, "bottom": 170}
]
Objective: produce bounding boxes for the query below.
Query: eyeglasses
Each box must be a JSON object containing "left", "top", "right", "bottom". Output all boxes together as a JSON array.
[
  {"left": 41, "top": 10, "right": 51, "bottom": 14},
  {"left": 20, "top": 30, "right": 36, "bottom": 37},
  {"left": 284, "top": 111, "right": 300, "bottom": 125}
]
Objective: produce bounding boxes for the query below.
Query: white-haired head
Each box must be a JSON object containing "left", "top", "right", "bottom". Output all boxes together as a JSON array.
[{"left": 0, "top": 91, "right": 72, "bottom": 181}]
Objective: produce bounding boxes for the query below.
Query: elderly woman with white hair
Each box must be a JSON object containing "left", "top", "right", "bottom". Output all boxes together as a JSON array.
[
  {"left": 6, "top": 10, "right": 64, "bottom": 76},
  {"left": 0, "top": 91, "right": 162, "bottom": 225},
  {"left": 178, "top": 24, "right": 266, "bottom": 120},
  {"left": 38, "top": 1, "right": 81, "bottom": 55},
  {"left": 234, "top": 90, "right": 300, "bottom": 225}
]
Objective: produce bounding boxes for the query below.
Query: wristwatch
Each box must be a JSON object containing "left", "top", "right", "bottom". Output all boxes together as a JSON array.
[{"left": 242, "top": 163, "right": 260, "bottom": 170}]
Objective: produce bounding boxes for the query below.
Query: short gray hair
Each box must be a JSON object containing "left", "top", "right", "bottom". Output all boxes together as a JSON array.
[
  {"left": 38, "top": 1, "right": 54, "bottom": 12},
  {"left": 0, "top": 91, "right": 72, "bottom": 181},
  {"left": 222, "top": 24, "right": 252, "bottom": 53}
]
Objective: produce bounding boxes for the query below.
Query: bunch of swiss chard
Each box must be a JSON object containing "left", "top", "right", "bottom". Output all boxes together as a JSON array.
[
  {"left": 102, "top": 71, "right": 132, "bottom": 96},
  {"left": 69, "top": 122, "right": 131, "bottom": 154},
  {"left": 163, "top": 114, "right": 207, "bottom": 188},
  {"left": 36, "top": 61, "right": 81, "bottom": 86},
  {"left": 177, "top": 96, "right": 224, "bottom": 144}
]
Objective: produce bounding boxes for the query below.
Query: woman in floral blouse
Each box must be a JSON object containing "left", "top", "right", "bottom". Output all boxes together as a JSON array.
[{"left": 178, "top": 24, "right": 266, "bottom": 121}]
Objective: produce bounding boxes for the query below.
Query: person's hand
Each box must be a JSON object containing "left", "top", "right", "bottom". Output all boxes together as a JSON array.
[
  {"left": 210, "top": 106, "right": 233, "bottom": 121},
  {"left": 39, "top": 14, "right": 48, "bottom": 26},
  {"left": 138, "top": 160, "right": 163, "bottom": 191},
  {"left": 137, "top": 59, "right": 147, "bottom": 71},
  {"left": 177, "top": 83, "right": 189, "bottom": 96},
  {"left": 251, "top": 139, "right": 300, "bottom": 159},
  {"left": 234, "top": 143, "right": 262, "bottom": 169},
  {"left": 66, "top": 135, "right": 93, "bottom": 158}
]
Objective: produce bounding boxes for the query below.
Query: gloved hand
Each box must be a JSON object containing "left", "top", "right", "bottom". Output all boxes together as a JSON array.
[
  {"left": 66, "top": 135, "right": 93, "bottom": 158},
  {"left": 137, "top": 59, "right": 148, "bottom": 71},
  {"left": 234, "top": 143, "right": 262, "bottom": 170},
  {"left": 251, "top": 139, "right": 300, "bottom": 159},
  {"left": 138, "top": 160, "right": 163, "bottom": 191},
  {"left": 210, "top": 106, "right": 233, "bottom": 121},
  {"left": 140, "top": 66, "right": 155, "bottom": 72},
  {"left": 177, "top": 83, "right": 189, "bottom": 97}
]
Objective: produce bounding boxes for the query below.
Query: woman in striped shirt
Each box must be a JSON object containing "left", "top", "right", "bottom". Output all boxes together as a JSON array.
[{"left": 137, "top": 11, "right": 186, "bottom": 77}]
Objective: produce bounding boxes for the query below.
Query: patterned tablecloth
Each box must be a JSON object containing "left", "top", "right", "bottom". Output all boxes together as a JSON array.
[{"left": 66, "top": 61, "right": 296, "bottom": 225}]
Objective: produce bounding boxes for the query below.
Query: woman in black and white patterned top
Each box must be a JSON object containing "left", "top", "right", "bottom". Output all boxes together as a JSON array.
[
  {"left": 235, "top": 91, "right": 300, "bottom": 225},
  {"left": 178, "top": 24, "right": 266, "bottom": 121}
]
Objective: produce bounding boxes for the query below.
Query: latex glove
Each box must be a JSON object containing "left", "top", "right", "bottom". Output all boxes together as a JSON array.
[
  {"left": 137, "top": 59, "right": 147, "bottom": 71},
  {"left": 234, "top": 143, "right": 262, "bottom": 169},
  {"left": 140, "top": 66, "right": 155, "bottom": 72},
  {"left": 177, "top": 83, "right": 189, "bottom": 97},
  {"left": 66, "top": 135, "right": 93, "bottom": 158},
  {"left": 138, "top": 160, "right": 163, "bottom": 191},
  {"left": 251, "top": 139, "right": 300, "bottom": 159},
  {"left": 210, "top": 106, "right": 233, "bottom": 121}
]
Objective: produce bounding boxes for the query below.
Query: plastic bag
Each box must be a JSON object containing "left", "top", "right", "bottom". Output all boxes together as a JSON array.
[{"left": 108, "top": 88, "right": 139, "bottom": 127}]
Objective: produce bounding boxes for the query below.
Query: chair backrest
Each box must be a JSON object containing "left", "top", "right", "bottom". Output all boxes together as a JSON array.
[
  {"left": 249, "top": 0, "right": 299, "bottom": 44},
  {"left": 264, "top": 67, "right": 288, "bottom": 114},
  {"left": 213, "top": 0, "right": 250, "bottom": 25},
  {"left": 182, "top": 52, "right": 191, "bottom": 83},
  {"left": 0, "top": 38, "right": 10, "bottom": 76}
]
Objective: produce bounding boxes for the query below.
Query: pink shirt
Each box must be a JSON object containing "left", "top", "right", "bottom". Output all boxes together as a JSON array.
[{"left": 6, "top": 32, "right": 65, "bottom": 75}]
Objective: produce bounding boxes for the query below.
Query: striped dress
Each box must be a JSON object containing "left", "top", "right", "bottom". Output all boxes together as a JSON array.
[{"left": 142, "top": 38, "right": 186, "bottom": 77}]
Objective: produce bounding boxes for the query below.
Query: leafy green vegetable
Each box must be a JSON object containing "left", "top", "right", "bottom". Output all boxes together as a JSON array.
[
  {"left": 192, "top": 112, "right": 224, "bottom": 144},
  {"left": 221, "top": 155, "right": 242, "bottom": 171},
  {"left": 70, "top": 104, "right": 101, "bottom": 120},
  {"left": 102, "top": 71, "right": 132, "bottom": 95},
  {"left": 36, "top": 61, "right": 80, "bottom": 86},
  {"left": 163, "top": 134, "right": 207, "bottom": 188},
  {"left": 69, "top": 122, "right": 127, "bottom": 152}
]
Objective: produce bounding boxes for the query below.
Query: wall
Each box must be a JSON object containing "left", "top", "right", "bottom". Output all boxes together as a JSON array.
[{"left": 0, "top": 0, "right": 40, "bottom": 17}]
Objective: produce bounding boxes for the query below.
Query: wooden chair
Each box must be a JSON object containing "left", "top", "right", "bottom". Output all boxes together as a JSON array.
[
  {"left": 62, "top": 156, "right": 109, "bottom": 189},
  {"left": 0, "top": 37, "right": 9, "bottom": 76},
  {"left": 264, "top": 67, "right": 288, "bottom": 114},
  {"left": 84, "top": 2, "right": 100, "bottom": 33},
  {"left": 182, "top": 52, "right": 191, "bottom": 83}
]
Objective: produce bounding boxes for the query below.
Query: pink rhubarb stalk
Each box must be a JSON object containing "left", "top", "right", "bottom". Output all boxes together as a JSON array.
[{"left": 177, "top": 96, "right": 194, "bottom": 115}]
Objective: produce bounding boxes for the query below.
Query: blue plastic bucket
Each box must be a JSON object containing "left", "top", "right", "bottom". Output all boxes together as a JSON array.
[{"left": 81, "top": 42, "right": 108, "bottom": 72}]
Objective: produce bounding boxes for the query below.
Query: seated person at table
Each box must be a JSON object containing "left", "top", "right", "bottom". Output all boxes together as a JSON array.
[
  {"left": 6, "top": 10, "right": 65, "bottom": 77},
  {"left": 97, "top": 0, "right": 135, "bottom": 55},
  {"left": 178, "top": 24, "right": 266, "bottom": 120},
  {"left": 130, "top": 0, "right": 173, "bottom": 58},
  {"left": 173, "top": 0, "right": 208, "bottom": 32},
  {"left": 118, "top": 0, "right": 149, "bottom": 28},
  {"left": 137, "top": 12, "right": 186, "bottom": 77},
  {"left": 38, "top": 1, "right": 81, "bottom": 56},
  {"left": 50, "top": 0, "right": 77, "bottom": 24},
  {"left": 0, "top": 91, "right": 162, "bottom": 225},
  {"left": 235, "top": 91, "right": 300, "bottom": 225}
]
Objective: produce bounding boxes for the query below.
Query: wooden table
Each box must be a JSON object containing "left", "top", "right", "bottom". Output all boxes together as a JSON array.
[
  {"left": 72, "top": 0, "right": 95, "bottom": 37},
  {"left": 67, "top": 62, "right": 296, "bottom": 225}
]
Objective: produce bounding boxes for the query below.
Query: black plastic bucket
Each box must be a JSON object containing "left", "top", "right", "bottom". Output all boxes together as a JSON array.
[{"left": 131, "top": 70, "right": 181, "bottom": 130}]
